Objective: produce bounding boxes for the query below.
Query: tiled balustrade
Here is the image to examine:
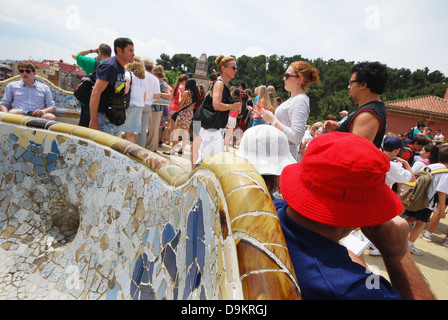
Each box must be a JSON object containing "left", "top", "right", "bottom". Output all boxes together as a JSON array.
[{"left": 0, "top": 112, "right": 300, "bottom": 300}]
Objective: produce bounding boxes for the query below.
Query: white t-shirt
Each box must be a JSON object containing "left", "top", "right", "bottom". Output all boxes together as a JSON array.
[
  {"left": 412, "top": 159, "right": 430, "bottom": 174},
  {"left": 385, "top": 160, "right": 413, "bottom": 188},
  {"left": 275, "top": 94, "right": 309, "bottom": 161},
  {"left": 426, "top": 163, "right": 448, "bottom": 210},
  {"left": 144, "top": 71, "right": 161, "bottom": 106},
  {"left": 125, "top": 71, "right": 148, "bottom": 107}
]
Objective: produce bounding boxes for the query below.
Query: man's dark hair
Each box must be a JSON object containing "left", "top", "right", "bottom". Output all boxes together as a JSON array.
[
  {"left": 411, "top": 135, "right": 429, "bottom": 146},
  {"left": 438, "top": 145, "right": 448, "bottom": 164},
  {"left": 113, "top": 38, "right": 133, "bottom": 55},
  {"left": 99, "top": 43, "right": 112, "bottom": 57},
  {"left": 238, "top": 82, "right": 247, "bottom": 90},
  {"left": 351, "top": 61, "right": 388, "bottom": 94}
]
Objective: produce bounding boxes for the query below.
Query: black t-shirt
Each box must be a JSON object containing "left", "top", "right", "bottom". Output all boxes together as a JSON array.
[
  {"left": 338, "top": 101, "right": 387, "bottom": 148},
  {"left": 96, "top": 57, "right": 126, "bottom": 113}
]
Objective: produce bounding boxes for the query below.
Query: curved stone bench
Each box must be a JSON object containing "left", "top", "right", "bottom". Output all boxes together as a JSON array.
[
  {"left": 0, "top": 112, "right": 301, "bottom": 300},
  {"left": 0, "top": 75, "right": 81, "bottom": 125}
]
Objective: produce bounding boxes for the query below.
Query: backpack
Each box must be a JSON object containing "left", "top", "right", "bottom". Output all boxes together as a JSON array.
[
  {"left": 74, "top": 59, "right": 100, "bottom": 106},
  {"left": 406, "top": 126, "right": 417, "bottom": 139},
  {"left": 397, "top": 166, "right": 448, "bottom": 212}
]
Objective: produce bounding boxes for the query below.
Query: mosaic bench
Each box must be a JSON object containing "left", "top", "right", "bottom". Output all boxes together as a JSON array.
[
  {"left": 0, "top": 112, "right": 301, "bottom": 300},
  {"left": 0, "top": 75, "right": 81, "bottom": 125}
]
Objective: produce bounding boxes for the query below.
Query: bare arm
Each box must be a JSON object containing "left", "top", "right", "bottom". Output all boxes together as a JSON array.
[
  {"left": 89, "top": 79, "right": 109, "bottom": 130},
  {"left": 349, "top": 112, "right": 380, "bottom": 143},
  {"left": 393, "top": 157, "right": 416, "bottom": 183},
  {"left": 212, "top": 81, "right": 241, "bottom": 112},
  {"left": 72, "top": 48, "right": 98, "bottom": 60},
  {"left": 362, "top": 216, "right": 435, "bottom": 300}
]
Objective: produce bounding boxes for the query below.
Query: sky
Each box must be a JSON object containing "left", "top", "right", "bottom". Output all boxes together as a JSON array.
[{"left": 0, "top": 0, "right": 447, "bottom": 76}]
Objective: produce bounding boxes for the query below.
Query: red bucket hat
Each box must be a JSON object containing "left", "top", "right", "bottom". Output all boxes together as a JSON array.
[{"left": 280, "top": 132, "right": 403, "bottom": 228}]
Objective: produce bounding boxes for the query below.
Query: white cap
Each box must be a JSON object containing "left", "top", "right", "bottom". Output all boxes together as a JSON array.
[{"left": 236, "top": 125, "right": 296, "bottom": 176}]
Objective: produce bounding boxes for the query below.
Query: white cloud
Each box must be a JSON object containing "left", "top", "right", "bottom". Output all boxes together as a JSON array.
[
  {"left": 0, "top": 14, "right": 28, "bottom": 26},
  {"left": 237, "top": 47, "right": 267, "bottom": 58}
]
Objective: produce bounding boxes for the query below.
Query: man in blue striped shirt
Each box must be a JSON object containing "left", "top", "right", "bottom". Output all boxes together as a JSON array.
[{"left": 1, "top": 61, "right": 56, "bottom": 121}]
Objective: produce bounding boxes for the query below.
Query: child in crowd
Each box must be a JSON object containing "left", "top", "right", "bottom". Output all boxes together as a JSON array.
[
  {"left": 412, "top": 143, "right": 439, "bottom": 173},
  {"left": 403, "top": 145, "right": 448, "bottom": 255},
  {"left": 366, "top": 137, "right": 415, "bottom": 256},
  {"left": 383, "top": 137, "right": 415, "bottom": 189},
  {"left": 224, "top": 89, "right": 241, "bottom": 151}
]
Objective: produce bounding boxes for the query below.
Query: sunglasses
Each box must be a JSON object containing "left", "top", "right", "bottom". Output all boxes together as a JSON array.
[
  {"left": 19, "top": 69, "right": 33, "bottom": 74},
  {"left": 348, "top": 80, "right": 361, "bottom": 86},
  {"left": 228, "top": 65, "right": 237, "bottom": 71},
  {"left": 284, "top": 73, "right": 300, "bottom": 80}
]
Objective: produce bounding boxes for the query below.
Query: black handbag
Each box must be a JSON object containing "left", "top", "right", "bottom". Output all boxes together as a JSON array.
[
  {"left": 192, "top": 80, "right": 231, "bottom": 131},
  {"left": 104, "top": 74, "right": 131, "bottom": 126}
]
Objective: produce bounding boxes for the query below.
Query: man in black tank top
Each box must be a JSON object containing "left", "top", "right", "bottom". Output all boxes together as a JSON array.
[{"left": 324, "top": 61, "right": 388, "bottom": 149}]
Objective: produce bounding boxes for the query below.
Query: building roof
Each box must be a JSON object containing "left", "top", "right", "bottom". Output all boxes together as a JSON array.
[{"left": 385, "top": 95, "right": 448, "bottom": 117}]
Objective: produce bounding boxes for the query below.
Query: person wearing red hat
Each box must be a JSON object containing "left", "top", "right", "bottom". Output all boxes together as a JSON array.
[{"left": 276, "top": 132, "right": 435, "bottom": 300}]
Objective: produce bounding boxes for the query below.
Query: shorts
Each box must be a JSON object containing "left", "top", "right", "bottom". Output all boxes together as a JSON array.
[
  {"left": 226, "top": 116, "right": 237, "bottom": 129},
  {"left": 403, "top": 208, "right": 432, "bottom": 223},
  {"left": 196, "top": 128, "right": 225, "bottom": 165},
  {"left": 122, "top": 105, "right": 143, "bottom": 133},
  {"left": 98, "top": 112, "right": 123, "bottom": 137}
]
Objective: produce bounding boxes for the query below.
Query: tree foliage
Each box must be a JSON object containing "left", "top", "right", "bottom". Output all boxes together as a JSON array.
[{"left": 157, "top": 53, "right": 448, "bottom": 124}]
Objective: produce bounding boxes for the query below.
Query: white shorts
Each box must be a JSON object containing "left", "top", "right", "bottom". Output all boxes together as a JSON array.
[
  {"left": 196, "top": 128, "right": 225, "bottom": 165},
  {"left": 226, "top": 116, "right": 237, "bottom": 129}
]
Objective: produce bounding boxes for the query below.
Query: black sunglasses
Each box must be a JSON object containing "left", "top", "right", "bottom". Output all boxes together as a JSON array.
[
  {"left": 284, "top": 73, "right": 300, "bottom": 80},
  {"left": 19, "top": 69, "right": 33, "bottom": 74}
]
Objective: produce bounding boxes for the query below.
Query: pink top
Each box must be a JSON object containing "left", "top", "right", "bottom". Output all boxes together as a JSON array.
[{"left": 170, "top": 87, "right": 184, "bottom": 112}]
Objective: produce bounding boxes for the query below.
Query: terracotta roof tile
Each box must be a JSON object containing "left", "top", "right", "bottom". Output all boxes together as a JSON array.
[{"left": 385, "top": 95, "right": 448, "bottom": 116}]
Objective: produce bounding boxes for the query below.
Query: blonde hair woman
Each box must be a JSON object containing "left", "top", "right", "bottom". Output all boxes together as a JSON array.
[
  {"left": 194, "top": 55, "right": 242, "bottom": 167},
  {"left": 123, "top": 56, "right": 147, "bottom": 143},
  {"left": 249, "top": 85, "right": 276, "bottom": 127},
  {"left": 262, "top": 61, "right": 320, "bottom": 161}
]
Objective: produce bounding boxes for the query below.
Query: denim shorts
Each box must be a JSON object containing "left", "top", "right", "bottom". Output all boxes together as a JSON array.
[
  {"left": 122, "top": 105, "right": 143, "bottom": 133},
  {"left": 98, "top": 112, "right": 123, "bottom": 137}
]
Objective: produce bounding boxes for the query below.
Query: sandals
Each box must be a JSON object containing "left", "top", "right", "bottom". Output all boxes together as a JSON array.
[{"left": 163, "top": 150, "right": 183, "bottom": 155}]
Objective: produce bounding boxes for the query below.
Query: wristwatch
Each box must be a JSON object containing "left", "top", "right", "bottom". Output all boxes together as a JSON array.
[{"left": 271, "top": 119, "right": 279, "bottom": 127}]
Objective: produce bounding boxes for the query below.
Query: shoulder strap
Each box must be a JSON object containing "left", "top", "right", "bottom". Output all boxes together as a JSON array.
[{"left": 420, "top": 166, "right": 448, "bottom": 175}]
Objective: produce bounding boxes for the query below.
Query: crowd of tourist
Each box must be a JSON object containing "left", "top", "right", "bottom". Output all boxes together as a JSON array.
[{"left": 2, "top": 37, "right": 447, "bottom": 300}]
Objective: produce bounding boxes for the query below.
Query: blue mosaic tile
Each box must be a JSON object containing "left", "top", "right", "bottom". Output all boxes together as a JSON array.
[
  {"left": 31, "top": 155, "right": 44, "bottom": 166},
  {"left": 22, "top": 150, "right": 34, "bottom": 162},
  {"left": 162, "top": 245, "right": 177, "bottom": 281},
  {"left": 47, "top": 153, "right": 58, "bottom": 163},
  {"left": 162, "top": 224, "right": 175, "bottom": 246},
  {"left": 140, "top": 285, "right": 155, "bottom": 300},
  {"left": 51, "top": 140, "right": 60, "bottom": 154}
]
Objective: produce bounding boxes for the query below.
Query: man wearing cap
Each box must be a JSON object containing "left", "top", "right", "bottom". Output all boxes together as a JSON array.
[
  {"left": 323, "top": 62, "right": 388, "bottom": 149},
  {"left": 383, "top": 136, "right": 415, "bottom": 188},
  {"left": 277, "top": 132, "right": 434, "bottom": 300}
]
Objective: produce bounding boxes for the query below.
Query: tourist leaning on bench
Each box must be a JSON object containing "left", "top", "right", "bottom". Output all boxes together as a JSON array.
[{"left": 1, "top": 61, "right": 56, "bottom": 121}]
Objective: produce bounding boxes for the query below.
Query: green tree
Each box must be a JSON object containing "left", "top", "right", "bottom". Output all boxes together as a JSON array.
[{"left": 156, "top": 53, "right": 172, "bottom": 70}]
